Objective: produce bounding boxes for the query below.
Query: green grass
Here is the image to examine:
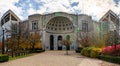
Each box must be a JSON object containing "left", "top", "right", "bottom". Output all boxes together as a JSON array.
[
  {"left": 9, "top": 53, "right": 36, "bottom": 61},
  {"left": 0, "top": 50, "right": 45, "bottom": 61}
]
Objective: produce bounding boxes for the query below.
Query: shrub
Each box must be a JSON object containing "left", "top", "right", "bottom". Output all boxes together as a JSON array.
[
  {"left": 81, "top": 47, "right": 102, "bottom": 58},
  {"left": 85, "top": 47, "right": 92, "bottom": 57},
  {"left": 98, "top": 55, "right": 120, "bottom": 64},
  {"left": 102, "top": 44, "right": 120, "bottom": 56},
  {"left": 0, "top": 55, "right": 9, "bottom": 62},
  {"left": 29, "top": 49, "right": 45, "bottom": 53},
  {"left": 81, "top": 47, "right": 89, "bottom": 56},
  {"left": 90, "top": 50, "right": 97, "bottom": 58},
  {"left": 75, "top": 47, "right": 83, "bottom": 53},
  {"left": 81, "top": 48, "right": 85, "bottom": 55},
  {"left": 90, "top": 48, "right": 102, "bottom": 58}
]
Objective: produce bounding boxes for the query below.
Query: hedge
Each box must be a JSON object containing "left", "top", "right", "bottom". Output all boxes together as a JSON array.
[
  {"left": 0, "top": 55, "right": 9, "bottom": 62},
  {"left": 29, "top": 50, "right": 45, "bottom": 53},
  {"left": 98, "top": 55, "right": 120, "bottom": 64},
  {"left": 75, "top": 47, "right": 83, "bottom": 53}
]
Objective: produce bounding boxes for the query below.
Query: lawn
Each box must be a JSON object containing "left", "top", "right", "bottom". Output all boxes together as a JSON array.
[{"left": 9, "top": 53, "right": 37, "bottom": 61}]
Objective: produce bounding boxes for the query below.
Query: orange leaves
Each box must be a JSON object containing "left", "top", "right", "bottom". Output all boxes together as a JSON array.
[
  {"left": 29, "top": 32, "right": 42, "bottom": 49},
  {"left": 34, "top": 42, "right": 42, "bottom": 49}
]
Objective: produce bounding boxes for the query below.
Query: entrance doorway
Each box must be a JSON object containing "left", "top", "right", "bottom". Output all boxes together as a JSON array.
[
  {"left": 58, "top": 35, "right": 62, "bottom": 50},
  {"left": 50, "top": 35, "right": 54, "bottom": 50}
]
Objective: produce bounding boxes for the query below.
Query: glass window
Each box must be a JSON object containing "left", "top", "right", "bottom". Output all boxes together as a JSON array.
[
  {"left": 63, "top": 28, "right": 65, "bottom": 30},
  {"left": 67, "top": 28, "right": 69, "bottom": 30},
  {"left": 59, "top": 28, "right": 61, "bottom": 30},
  {"left": 82, "top": 22, "right": 88, "bottom": 32},
  {"left": 51, "top": 27, "right": 53, "bottom": 30},
  {"left": 55, "top": 28, "right": 57, "bottom": 30},
  {"left": 32, "top": 20, "right": 38, "bottom": 30}
]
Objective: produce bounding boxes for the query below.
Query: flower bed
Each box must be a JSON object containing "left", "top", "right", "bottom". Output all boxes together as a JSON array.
[{"left": 102, "top": 44, "right": 120, "bottom": 56}]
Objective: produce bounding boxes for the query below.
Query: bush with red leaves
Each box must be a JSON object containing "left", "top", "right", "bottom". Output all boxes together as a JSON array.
[{"left": 102, "top": 44, "right": 120, "bottom": 56}]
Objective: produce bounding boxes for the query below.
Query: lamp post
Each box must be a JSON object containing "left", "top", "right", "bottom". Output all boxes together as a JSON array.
[{"left": 2, "top": 26, "right": 5, "bottom": 54}]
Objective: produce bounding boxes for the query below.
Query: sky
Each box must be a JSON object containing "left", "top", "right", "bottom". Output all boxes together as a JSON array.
[{"left": 0, "top": 0, "right": 120, "bottom": 21}]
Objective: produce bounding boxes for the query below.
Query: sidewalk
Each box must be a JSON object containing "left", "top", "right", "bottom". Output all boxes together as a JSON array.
[
  {"left": 79, "top": 58, "right": 119, "bottom": 66},
  {"left": 0, "top": 51, "right": 119, "bottom": 66}
]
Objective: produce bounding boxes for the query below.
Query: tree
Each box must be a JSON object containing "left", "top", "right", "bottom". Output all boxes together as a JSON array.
[
  {"left": 61, "top": 40, "right": 71, "bottom": 55},
  {"left": 29, "top": 32, "right": 42, "bottom": 50},
  {"left": 0, "top": 42, "right": 2, "bottom": 53},
  {"left": 105, "top": 31, "right": 114, "bottom": 46},
  {"left": 78, "top": 31, "right": 106, "bottom": 48}
]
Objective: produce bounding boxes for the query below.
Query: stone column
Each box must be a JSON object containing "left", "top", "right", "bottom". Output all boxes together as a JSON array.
[
  {"left": 62, "top": 34, "right": 66, "bottom": 50},
  {"left": 45, "top": 33, "right": 50, "bottom": 50},
  {"left": 54, "top": 34, "right": 57, "bottom": 50}
]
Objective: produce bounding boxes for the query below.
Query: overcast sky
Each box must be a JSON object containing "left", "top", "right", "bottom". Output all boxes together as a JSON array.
[{"left": 0, "top": 0, "right": 120, "bottom": 21}]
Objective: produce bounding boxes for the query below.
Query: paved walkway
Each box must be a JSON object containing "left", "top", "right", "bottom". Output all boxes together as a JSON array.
[{"left": 0, "top": 51, "right": 119, "bottom": 66}]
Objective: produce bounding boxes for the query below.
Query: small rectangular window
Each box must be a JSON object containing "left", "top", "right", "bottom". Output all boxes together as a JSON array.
[
  {"left": 82, "top": 22, "right": 88, "bottom": 32},
  {"left": 32, "top": 20, "right": 38, "bottom": 30}
]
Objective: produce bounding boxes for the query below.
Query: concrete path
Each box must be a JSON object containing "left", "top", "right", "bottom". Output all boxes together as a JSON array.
[{"left": 0, "top": 51, "right": 119, "bottom": 66}]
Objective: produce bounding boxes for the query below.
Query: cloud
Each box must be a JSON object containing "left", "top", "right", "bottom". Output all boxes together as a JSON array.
[
  {"left": 0, "top": 0, "right": 23, "bottom": 19},
  {"left": 0, "top": 0, "right": 120, "bottom": 21},
  {"left": 80, "top": 0, "right": 120, "bottom": 20},
  {"left": 35, "top": 0, "right": 71, "bottom": 13},
  {"left": 34, "top": 0, "right": 120, "bottom": 21}
]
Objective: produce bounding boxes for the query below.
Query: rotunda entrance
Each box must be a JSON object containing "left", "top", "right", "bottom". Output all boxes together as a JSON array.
[{"left": 46, "top": 16, "right": 74, "bottom": 50}]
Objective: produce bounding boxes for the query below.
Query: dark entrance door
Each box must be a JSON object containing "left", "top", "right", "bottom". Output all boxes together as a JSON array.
[
  {"left": 50, "top": 35, "right": 54, "bottom": 50},
  {"left": 58, "top": 35, "right": 62, "bottom": 50}
]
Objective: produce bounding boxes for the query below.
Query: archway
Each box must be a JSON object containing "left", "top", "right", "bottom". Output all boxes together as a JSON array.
[
  {"left": 50, "top": 35, "right": 54, "bottom": 50},
  {"left": 58, "top": 35, "right": 62, "bottom": 50}
]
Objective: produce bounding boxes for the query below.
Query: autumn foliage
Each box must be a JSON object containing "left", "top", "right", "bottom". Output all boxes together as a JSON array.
[
  {"left": 29, "top": 33, "right": 42, "bottom": 50},
  {"left": 4, "top": 32, "right": 42, "bottom": 53}
]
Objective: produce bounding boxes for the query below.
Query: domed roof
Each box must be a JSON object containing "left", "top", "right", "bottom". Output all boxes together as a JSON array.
[{"left": 46, "top": 16, "right": 74, "bottom": 33}]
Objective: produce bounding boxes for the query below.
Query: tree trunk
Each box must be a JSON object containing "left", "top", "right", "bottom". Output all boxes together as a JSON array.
[
  {"left": 66, "top": 46, "right": 68, "bottom": 55},
  {"left": 66, "top": 50, "right": 68, "bottom": 55}
]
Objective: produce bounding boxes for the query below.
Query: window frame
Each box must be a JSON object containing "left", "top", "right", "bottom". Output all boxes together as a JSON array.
[
  {"left": 32, "top": 20, "right": 38, "bottom": 30},
  {"left": 82, "top": 20, "right": 88, "bottom": 32}
]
